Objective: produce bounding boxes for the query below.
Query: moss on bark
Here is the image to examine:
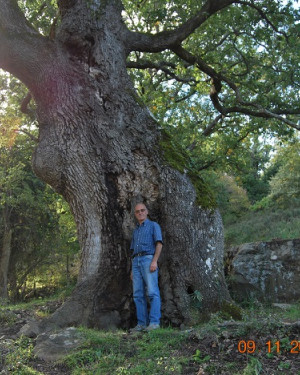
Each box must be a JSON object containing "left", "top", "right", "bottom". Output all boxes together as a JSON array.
[{"left": 159, "top": 129, "right": 216, "bottom": 209}]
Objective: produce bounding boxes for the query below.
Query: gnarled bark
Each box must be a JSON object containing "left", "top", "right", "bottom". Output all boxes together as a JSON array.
[{"left": 0, "top": 0, "right": 231, "bottom": 329}]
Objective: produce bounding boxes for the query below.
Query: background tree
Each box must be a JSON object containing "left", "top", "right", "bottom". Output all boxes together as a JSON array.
[
  {"left": 269, "top": 140, "right": 300, "bottom": 206},
  {"left": 222, "top": 137, "right": 300, "bottom": 245},
  {"left": 0, "top": 0, "right": 299, "bottom": 330},
  {"left": 0, "top": 130, "right": 79, "bottom": 301}
]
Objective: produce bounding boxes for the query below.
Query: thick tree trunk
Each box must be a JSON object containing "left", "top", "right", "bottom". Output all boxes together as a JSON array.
[
  {"left": 0, "top": 212, "right": 13, "bottom": 300},
  {"left": 32, "top": 65, "right": 230, "bottom": 330},
  {"left": 1, "top": 0, "right": 231, "bottom": 330}
]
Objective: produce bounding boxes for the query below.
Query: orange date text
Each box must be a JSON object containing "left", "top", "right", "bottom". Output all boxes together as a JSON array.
[{"left": 237, "top": 340, "right": 300, "bottom": 354}]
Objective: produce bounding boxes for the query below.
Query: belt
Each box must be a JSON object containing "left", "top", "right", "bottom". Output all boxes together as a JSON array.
[{"left": 132, "top": 252, "right": 152, "bottom": 259}]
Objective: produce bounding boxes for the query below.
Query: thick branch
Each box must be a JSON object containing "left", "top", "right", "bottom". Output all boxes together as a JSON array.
[
  {"left": 126, "top": 0, "right": 236, "bottom": 53},
  {"left": 172, "top": 45, "right": 239, "bottom": 94},
  {"left": 172, "top": 46, "right": 300, "bottom": 130},
  {"left": 0, "top": 0, "right": 52, "bottom": 88}
]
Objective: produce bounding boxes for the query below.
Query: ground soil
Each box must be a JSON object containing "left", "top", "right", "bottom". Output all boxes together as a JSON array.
[{"left": 0, "top": 301, "right": 299, "bottom": 374}]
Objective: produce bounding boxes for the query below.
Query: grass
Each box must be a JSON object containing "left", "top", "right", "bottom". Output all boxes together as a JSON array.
[
  {"left": 1, "top": 299, "right": 300, "bottom": 374},
  {"left": 59, "top": 300, "right": 300, "bottom": 374},
  {"left": 284, "top": 301, "right": 300, "bottom": 321},
  {"left": 4, "top": 336, "right": 43, "bottom": 375},
  {"left": 0, "top": 285, "right": 74, "bottom": 312},
  {"left": 62, "top": 327, "right": 189, "bottom": 375},
  {"left": 224, "top": 206, "right": 300, "bottom": 246}
]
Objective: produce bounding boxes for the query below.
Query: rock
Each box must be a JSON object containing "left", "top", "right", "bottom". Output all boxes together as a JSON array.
[
  {"left": 34, "top": 327, "right": 84, "bottom": 362},
  {"left": 226, "top": 238, "right": 300, "bottom": 303},
  {"left": 18, "top": 319, "right": 40, "bottom": 338},
  {"left": 272, "top": 303, "right": 293, "bottom": 310}
]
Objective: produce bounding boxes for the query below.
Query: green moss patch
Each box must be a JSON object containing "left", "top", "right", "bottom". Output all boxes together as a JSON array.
[{"left": 159, "top": 129, "right": 216, "bottom": 209}]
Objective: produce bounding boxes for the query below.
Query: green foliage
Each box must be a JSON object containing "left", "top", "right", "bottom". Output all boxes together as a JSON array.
[
  {"left": 278, "top": 361, "right": 291, "bottom": 370},
  {"left": 269, "top": 141, "right": 300, "bottom": 206},
  {"left": 17, "top": 0, "right": 57, "bottom": 36},
  {"left": 242, "top": 357, "right": 263, "bottom": 375},
  {"left": 126, "top": 0, "right": 299, "bottom": 177},
  {"left": 2, "top": 299, "right": 300, "bottom": 375},
  {"left": 4, "top": 336, "right": 40, "bottom": 375},
  {"left": 0, "top": 309, "right": 17, "bottom": 326},
  {"left": 283, "top": 301, "right": 300, "bottom": 321},
  {"left": 211, "top": 172, "right": 251, "bottom": 224},
  {"left": 192, "top": 349, "right": 211, "bottom": 363},
  {"left": 219, "top": 137, "right": 300, "bottom": 246},
  {"left": 159, "top": 128, "right": 189, "bottom": 174},
  {"left": 224, "top": 205, "right": 300, "bottom": 246},
  {"left": 190, "top": 290, "right": 203, "bottom": 309},
  {"left": 159, "top": 129, "right": 216, "bottom": 208},
  {"left": 0, "top": 130, "right": 79, "bottom": 300}
]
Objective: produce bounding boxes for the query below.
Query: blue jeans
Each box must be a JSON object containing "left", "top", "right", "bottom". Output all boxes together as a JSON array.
[{"left": 132, "top": 255, "right": 161, "bottom": 326}]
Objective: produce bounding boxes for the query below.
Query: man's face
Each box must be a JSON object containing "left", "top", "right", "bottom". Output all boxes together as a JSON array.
[{"left": 134, "top": 204, "right": 148, "bottom": 224}]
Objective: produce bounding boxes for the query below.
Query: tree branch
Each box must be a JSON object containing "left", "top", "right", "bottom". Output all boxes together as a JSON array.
[
  {"left": 0, "top": 0, "right": 52, "bottom": 89},
  {"left": 202, "top": 114, "right": 224, "bottom": 136},
  {"left": 171, "top": 46, "right": 300, "bottom": 130},
  {"left": 172, "top": 45, "right": 240, "bottom": 93},
  {"left": 127, "top": 59, "right": 197, "bottom": 84},
  {"left": 236, "top": 1, "right": 289, "bottom": 40},
  {"left": 18, "top": 128, "right": 38, "bottom": 143},
  {"left": 125, "top": 0, "right": 236, "bottom": 53},
  {"left": 225, "top": 106, "right": 300, "bottom": 130}
]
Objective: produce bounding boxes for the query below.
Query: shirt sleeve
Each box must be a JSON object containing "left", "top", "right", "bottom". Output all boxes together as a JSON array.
[{"left": 153, "top": 222, "right": 163, "bottom": 244}]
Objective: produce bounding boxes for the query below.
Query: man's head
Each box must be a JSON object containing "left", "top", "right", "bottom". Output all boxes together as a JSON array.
[{"left": 134, "top": 203, "right": 148, "bottom": 224}]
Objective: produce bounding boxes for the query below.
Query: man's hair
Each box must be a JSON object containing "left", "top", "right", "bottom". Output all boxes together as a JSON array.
[{"left": 135, "top": 202, "right": 147, "bottom": 208}]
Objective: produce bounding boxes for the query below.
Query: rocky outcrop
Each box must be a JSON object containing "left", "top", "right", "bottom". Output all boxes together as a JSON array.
[
  {"left": 34, "top": 327, "right": 84, "bottom": 362},
  {"left": 226, "top": 238, "right": 300, "bottom": 302}
]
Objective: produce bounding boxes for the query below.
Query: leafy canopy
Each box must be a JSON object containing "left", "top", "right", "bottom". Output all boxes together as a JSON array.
[{"left": 123, "top": 0, "right": 299, "bottom": 170}]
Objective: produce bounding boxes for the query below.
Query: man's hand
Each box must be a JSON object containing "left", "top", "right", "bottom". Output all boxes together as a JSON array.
[{"left": 150, "top": 260, "right": 158, "bottom": 272}]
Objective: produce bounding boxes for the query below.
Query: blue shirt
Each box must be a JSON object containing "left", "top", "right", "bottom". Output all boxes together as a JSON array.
[{"left": 130, "top": 219, "right": 163, "bottom": 256}]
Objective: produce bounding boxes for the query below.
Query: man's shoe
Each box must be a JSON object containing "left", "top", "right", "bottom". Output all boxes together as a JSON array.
[
  {"left": 129, "top": 324, "right": 146, "bottom": 333},
  {"left": 146, "top": 324, "right": 160, "bottom": 331}
]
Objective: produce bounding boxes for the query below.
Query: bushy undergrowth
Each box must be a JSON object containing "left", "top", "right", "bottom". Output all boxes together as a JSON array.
[{"left": 224, "top": 206, "right": 300, "bottom": 246}]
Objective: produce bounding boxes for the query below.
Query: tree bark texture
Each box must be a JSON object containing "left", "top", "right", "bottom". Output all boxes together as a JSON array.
[
  {"left": 0, "top": 210, "right": 13, "bottom": 299},
  {"left": 0, "top": 0, "right": 231, "bottom": 329}
]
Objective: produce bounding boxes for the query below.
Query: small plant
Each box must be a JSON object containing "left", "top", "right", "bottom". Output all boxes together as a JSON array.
[
  {"left": 191, "top": 290, "right": 203, "bottom": 308},
  {"left": 278, "top": 361, "right": 291, "bottom": 370},
  {"left": 242, "top": 356, "right": 263, "bottom": 375},
  {"left": 5, "top": 336, "right": 40, "bottom": 374},
  {"left": 192, "top": 349, "right": 211, "bottom": 364},
  {"left": 0, "top": 309, "right": 17, "bottom": 326},
  {"left": 283, "top": 302, "right": 300, "bottom": 321},
  {"left": 64, "top": 348, "right": 102, "bottom": 368},
  {"left": 35, "top": 307, "right": 51, "bottom": 318}
]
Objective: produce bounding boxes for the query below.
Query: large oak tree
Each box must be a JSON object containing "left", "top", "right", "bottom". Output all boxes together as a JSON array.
[{"left": 0, "top": 0, "right": 298, "bottom": 329}]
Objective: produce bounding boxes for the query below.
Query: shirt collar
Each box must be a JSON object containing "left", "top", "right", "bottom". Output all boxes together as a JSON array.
[{"left": 137, "top": 218, "right": 149, "bottom": 228}]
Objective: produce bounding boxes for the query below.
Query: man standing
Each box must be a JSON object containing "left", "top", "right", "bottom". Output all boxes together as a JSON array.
[{"left": 130, "top": 203, "right": 163, "bottom": 332}]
